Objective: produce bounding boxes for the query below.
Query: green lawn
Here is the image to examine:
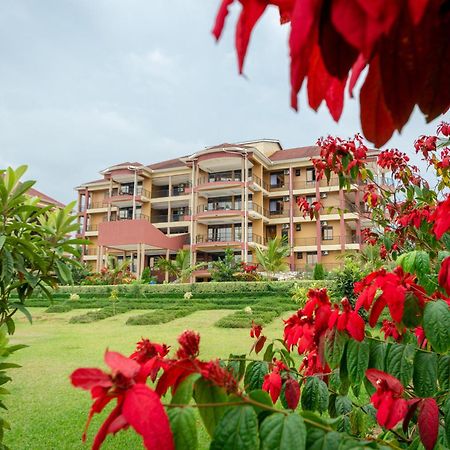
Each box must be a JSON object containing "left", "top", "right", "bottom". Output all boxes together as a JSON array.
[{"left": 5, "top": 307, "right": 291, "bottom": 449}]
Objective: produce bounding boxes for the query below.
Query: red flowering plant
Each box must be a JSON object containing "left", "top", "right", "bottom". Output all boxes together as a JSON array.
[{"left": 71, "top": 126, "right": 450, "bottom": 450}]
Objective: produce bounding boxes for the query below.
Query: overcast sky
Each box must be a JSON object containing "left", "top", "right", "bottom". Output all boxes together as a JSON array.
[{"left": 0, "top": 1, "right": 447, "bottom": 204}]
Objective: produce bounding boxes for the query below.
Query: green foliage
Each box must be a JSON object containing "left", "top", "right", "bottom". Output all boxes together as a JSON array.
[
  {"left": 0, "top": 166, "right": 84, "bottom": 329},
  {"left": 255, "top": 237, "right": 290, "bottom": 278},
  {"left": 140, "top": 267, "right": 152, "bottom": 283},
  {"left": 125, "top": 307, "right": 197, "bottom": 325},
  {"left": 329, "top": 259, "right": 366, "bottom": 305},
  {"left": 259, "top": 413, "right": 306, "bottom": 450},
  {"left": 211, "top": 248, "right": 240, "bottom": 282},
  {"left": 214, "top": 308, "right": 282, "bottom": 328},
  {"left": 312, "top": 263, "right": 326, "bottom": 280},
  {"left": 244, "top": 361, "right": 269, "bottom": 391},
  {"left": 69, "top": 305, "right": 127, "bottom": 324},
  {"left": 423, "top": 300, "right": 450, "bottom": 353},
  {"left": 155, "top": 249, "right": 205, "bottom": 283},
  {"left": 167, "top": 407, "right": 198, "bottom": 450},
  {"left": 301, "top": 377, "right": 329, "bottom": 413}
]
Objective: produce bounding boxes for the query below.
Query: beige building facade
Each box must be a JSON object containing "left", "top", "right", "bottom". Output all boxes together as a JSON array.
[{"left": 76, "top": 140, "right": 380, "bottom": 281}]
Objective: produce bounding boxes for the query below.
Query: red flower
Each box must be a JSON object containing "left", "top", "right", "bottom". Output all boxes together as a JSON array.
[
  {"left": 176, "top": 330, "right": 200, "bottom": 359},
  {"left": 414, "top": 326, "right": 427, "bottom": 348},
  {"left": 70, "top": 350, "right": 174, "bottom": 450},
  {"left": 250, "top": 321, "right": 262, "bottom": 339},
  {"left": 262, "top": 359, "right": 286, "bottom": 404},
  {"left": 380, "top": 320, "right": 403, "bottom": 342},
  {"left": 200, "top": 360, "right": 239, "bottom": 393},
  {"left": 431, "top": 196, "right": 450, "bottom": 239},
  {"left": 438, "top": 122, "right": 450, "bottom": 137},
  {"left": 365, "top": 369, "right": 407, "bottom": 429},
  {"left": 438, "top": 256, "right": 450, "bottom": 296},
  {"left": 355, "top": 267, "right": 425, "bottom": 327},
  {"left": 328, "top": 298, "right": 365, "bottom": 341},
  {"left": 129, "top": 339, "right": 170, "bottom": 382}
]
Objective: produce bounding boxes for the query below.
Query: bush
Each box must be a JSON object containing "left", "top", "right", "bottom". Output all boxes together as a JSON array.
[
  {"left": 45, "top": 304, "right": 73, "bottom": 313},
  {"left": 329, "top": 260, "right": 366, "bottom": 305},
  {"left": 313, "top": 263, "right": 326, "bottom": 280},
  {"left": 215, "top": 309, "right": 281, "bottom": 328},
  {"left": 126, "top": 307, "right": 197, "bottom": 326}
]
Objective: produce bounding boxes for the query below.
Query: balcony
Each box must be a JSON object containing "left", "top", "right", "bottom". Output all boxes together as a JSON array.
[
  {"left": 151, "top": 183, "right": 191, "bottom": 199},
  {"left": 196, "top": 233, "right": 241, "bottom": 244},
  {"left": 269, "top": 208, "right": 289, "bottom": 218},
  {"left": 248, "top": 203, "right": 269, "bottom": 218},
  {"left": 249, "top": 174, "right": 269, "bottom": 191}
]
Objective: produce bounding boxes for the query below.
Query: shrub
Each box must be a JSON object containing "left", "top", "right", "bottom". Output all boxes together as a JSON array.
[
  {"left": 329, "top": 260, "right": 366, "bottom": 305},
  {"left": 183, "top": 291, "right": 193, "bottom": 300},
  {"left": 215, "top": 309, "right": 280, "bottom": 328},
  {"left": 45, "top": 304, "right": 73, "bottom": 313},
  {"left": 126, "top": 307, "right": 197, "bottom": 326},
  {"left": 69, "top": 306, "right": 127, "bottom": 324},
  {"left": 140, "top": 267, "right": 152, "bottom": 283},
  {"left": 312, "top": 263, "right": 326, "bottom": 280}
]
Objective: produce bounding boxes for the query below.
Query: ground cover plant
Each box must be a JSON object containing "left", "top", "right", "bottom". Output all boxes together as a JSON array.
[{"left": 70, "top": 125, "right": 450, "bottom": 450}]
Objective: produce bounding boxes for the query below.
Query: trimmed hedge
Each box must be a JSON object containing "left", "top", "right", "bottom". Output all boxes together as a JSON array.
[
  {"left": 215, "top": 309, "right": 282, "bottom": 328},
  {"left": 69, "top": 306, "right": 128, "bottom": 324},
  {"left": 126, "top": 307, "right": 197, "bottom": 326},
  {"left": 40, "top": 280, "right": 332, "bottom": 300}
]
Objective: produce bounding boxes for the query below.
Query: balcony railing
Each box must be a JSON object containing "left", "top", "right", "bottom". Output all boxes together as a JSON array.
[
  {"left": 269, "top": 182, "right": 287, "bottom": 191},
  {"left": 106, "top": 213, "right": 151, "bottom": 222},
  {"left": 248, "top": 203, "right": 269, "bottom": 217},
  {"left": 197, "top": 203, "right": 241, "bottom": 213},
  {"left": 105, "top": 186, "right": 151, "bottom": 198},
  {"left": 269, "top": 208, "right": 289, "bottom": 217},
  {"left": 85, "top": 224, "right": 99, "bottom": 232},
  {"left": 197, "top": 173, "right": 242, "bottom": 185},
  {"left": 151, "top": 183, "right": 191, "bottom": 199},
  {"left": 293, "top": 235, "right": 361, "bottom": 246},
  {"left": 249, "top": 174, "right": 269, "bottom": 191}
]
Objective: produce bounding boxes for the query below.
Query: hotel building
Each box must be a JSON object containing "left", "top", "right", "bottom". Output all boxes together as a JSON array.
[{"left": 76, "top": 140, "right": 379, "bottom": 281}]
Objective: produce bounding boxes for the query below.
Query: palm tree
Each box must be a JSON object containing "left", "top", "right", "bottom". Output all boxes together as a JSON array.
[
  {"left": 255, "top": 236, "right": 290, "bottom": 279},
  {"left": 155, "top": 249, "right": 205, "bottom": 283}
]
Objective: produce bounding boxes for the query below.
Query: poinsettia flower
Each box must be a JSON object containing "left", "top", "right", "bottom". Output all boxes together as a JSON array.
[
  {"left": 365, "top": 369, "right": 408, "bottom": 429},
  {"left": 438, "top": 256, "right": 450, "bottom": 295},
  {"left": 380, "top": 319, "right": 404, "bottom": 342},
  {"left": 250, "top": 321, "right": 262, "bottom": 338},
  {"left": 130, "top": 339, "right": 170, "bottom": 382},
  {"left": 328, "top": 298, "right": 365, "bottom": 341},
  {"left": 262, "top": 359, "right": 286, "bottom": 403},
  {"left": 70, "top": 350, "right": 174, "bottom": 450},
  {"left": 176, "top": 330, "right": 200, "bottom": 359},
  {"left": 431, "top": 196, "right": 450, "bottom": 239},
  {"left": 355, "top": 267, "right": 426, "bottom": 327},
  {"left": 414, "top": 326, "right": 427, "bottom": 348},
  {"left": 200, "top": 360, "right": 239, "bottom": 393}
]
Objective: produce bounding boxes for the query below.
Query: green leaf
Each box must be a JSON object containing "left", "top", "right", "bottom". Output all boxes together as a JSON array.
[
  {"left": 438, "top": 355, "right": 450, "bottom": 391},
  {"left": 56, "top": 260, "right": 73, "bottom": 285},
  {"left": 335, "top": 395, "right": 352, "bottom": 416},
  {"left": 402, "top": 294, "right": 424, "bottom": 327},
  {"left": 167, "top": 407, "right": 197, "bottom": 450},
  {"left": 193, "top": 377, "right": 228, "bottom": 437},
  {"left": 260, "top": 413, "right": 306, "bottom": 450},
  {"left": 346, "top": 340, "right": 369, "bottom": 385},
  {"left": 423, "top": 300, "right": 450, "bottom": 353},
  {"left": 10, "top": 303, "right": 32, "bottom": 324},
  {"left": 171, "top": 373, "right": 200, "bottom": 405},
  {"left": 324, "top": 329, "right": 347, "bottom": 369},
  {"left": 368, "top": 340, "right": 386, "bottom": 371},
  {"left": 263, "top": 343, "right": 274, "bottom": 362},
  {"left": 0, "top": 236, "right": 6, "bottom": 251},
  {"left": 444, "top": 398, "right": 450, "bottom": 447},
  {"left": 397, "top": 251, "right": 417, "bottom": 273},
  {"left": 5, "top": 318, "right": 14, "bottom": 335},
  {"left": 244, "top": 361, "right": 268, "bottom": 392},
  {"left": 305, "top": 430, "right": 342, "bottom": 450},
  {"left": 226, "top": 354, "right": 246, "bottom": 382},
  {"left": 210, "top": 406, "right": 259, "bottom": 450},
  {"left": 301, "top": 377, "right": 329, "bottom": 413},
  {"left": 386, "top": 343, "right": 415, "bottom": 387},
  {"left": 413, "top": 351, "right": 437, "bottom": 397},
  {"left": 248, "top": 389, "right": 273, "bottom": 416}
]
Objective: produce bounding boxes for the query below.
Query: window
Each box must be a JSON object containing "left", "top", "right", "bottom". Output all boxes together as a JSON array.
[
  {"left": 306, "top": 168, "right": 316, "bottom": 183},
  {"left": 296, "top": 223, "right": 302, "bottom": 231},
  {"left": 296, "top": 252, "right": 303, "bottom": 260},
  {"left": 306, "top": 252, "right": 318, "bottom": 265},
  {"left": 295, "top": 169, "right": 301, "bottom": 176},
  {"left": 322, "top": 226, "right": 333, "bottom": 241},
  {"left": 269, "top": 199, "right": 284, "bottom": 215},
  {"left": 270, "top": 172, "right": 285, "bottom": 188}
]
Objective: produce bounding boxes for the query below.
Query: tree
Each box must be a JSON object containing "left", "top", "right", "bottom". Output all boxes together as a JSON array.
[
  {"left": 155, "top": 249, "right": 205, "bottom": 283},
  {"left": 211, "top": 247, "right": 239, "bottom": 282},
  {"left": 212, "top": 0, "right": 450, "bottom": 146},
  {"left": 0, "top": 166, "right": 84, "bottom": 445},
  {"left": 255, "top": 236, "right": 290, "bottom": 279}
]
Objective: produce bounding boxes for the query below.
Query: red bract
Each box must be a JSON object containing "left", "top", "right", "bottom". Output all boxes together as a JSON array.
[
  {"left": 328, "top": 298, "right": 365, "bottom": 341},
  {"left": 355, "top": 267, "right": 426, "bottom": 327},
  {"left": 414, "top": 326, "right": 427, "bottom": 348},
  {"left": 438, "top": 121, "right": 450, "bottom": 137},
  {"left": 380, "top": 320, "right": 403, "bottom": 342},
  {"left": 438, "top": 256, "right": 450, "bottom": 296},
  {"left": 213, "top": 0, "right": 450, "bottom": 146},
  {"left": 431, "top": 196, "right": 450, "bottom": 239},
  {"left": 262, "top": 359, "right": 286, "bottom": 403},
  {"left": 250, "top": 321, "right": 262, "bottom": 338},
  {"left": 176, "top": 330, "right": 200, "bottom": 359},
  {"left": 70, "top": 350, "right": 174, "bottom": 450},
  {"left": 417, "top": 398, "right": 439, "bottom": 450},
  {"left": 200, "top": 360, "right": 239, "bottom": 393},
  {"left": 284, "top": 378, "right": 300, "bottom": 409},
  {"left": 365, "top": 369, "right": 407, "bottom": 429}
]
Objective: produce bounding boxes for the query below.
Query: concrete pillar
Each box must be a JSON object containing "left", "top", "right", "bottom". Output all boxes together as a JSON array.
[
  {"left": 339, "top": 190, "right": 346, "bottom": 252},
  {"left": 136, "top": 244, "right": 141, "bottom": 278},
  {"left": 288, "top": 166, "right": 295, "bottom": 270},
  {"left": 315, "top": 180, "right": 322, "bottom": 263},
  {"left": 165, "top": 249, "right": 170, "bottom": 283}
]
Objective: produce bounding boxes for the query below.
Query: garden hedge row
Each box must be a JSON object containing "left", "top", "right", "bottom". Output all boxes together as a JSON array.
[{"left": 25, "top": 280, "right": 332, "bottom": 300}]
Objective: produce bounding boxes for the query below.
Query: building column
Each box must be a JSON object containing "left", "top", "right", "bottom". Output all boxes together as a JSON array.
[
  {"left": 98, "top": 246, "right": 104, "bottom": 271},
  {"left": 315, "top": 180, "right": 322, "bottom": 263},
  {"left": 339, "top": 190, "right": 346, "bottom": 252},
  {"left": 288, "top": 167, "right": 295, "bottom": 270},
  {"left": 243, "top": 153, "right": 249, "bottom": 263},
  {"left": 136, "top": 244, "right": 141, "bottom": 278},
  {"left": 355, "top": 189, "right": 362, "bottom": 250}
]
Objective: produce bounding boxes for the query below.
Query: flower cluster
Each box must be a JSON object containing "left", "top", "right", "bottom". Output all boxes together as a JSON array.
[{"left": 296, "top": 196, "right": 321, "bottom": 219}]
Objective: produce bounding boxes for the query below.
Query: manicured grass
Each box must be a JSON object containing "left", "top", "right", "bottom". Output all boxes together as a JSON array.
[{"left": 5, "top": 307, "right": 293, "bottom": 449}]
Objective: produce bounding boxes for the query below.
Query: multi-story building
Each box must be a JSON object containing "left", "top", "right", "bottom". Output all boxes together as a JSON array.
[
  {"left": 28, "top": 187, "right": 65, "bottom": 208},
  {"left": 76, "top": 140, "right": 380, "bottom": 281}
]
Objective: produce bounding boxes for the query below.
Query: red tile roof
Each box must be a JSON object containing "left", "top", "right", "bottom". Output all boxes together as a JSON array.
[
  {"left": 148, "top": 158, "right": 187, "bottom": 170},
  {"left": 28, "top": 187, "right": 65, "bottom": 208},
  {"left": 269, "top": 146, "right": 320, "bottom": 161}
]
